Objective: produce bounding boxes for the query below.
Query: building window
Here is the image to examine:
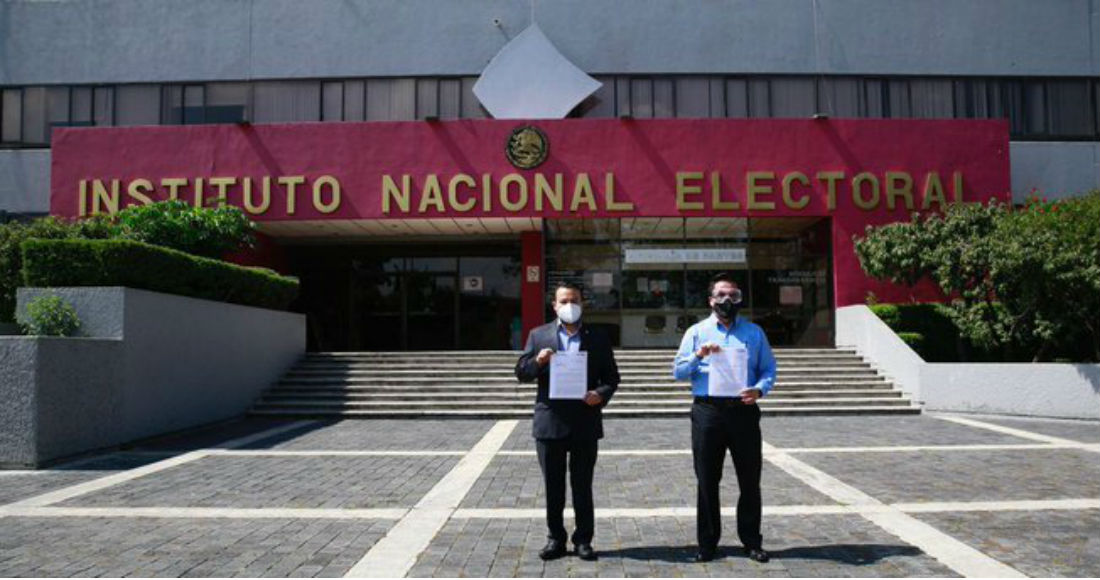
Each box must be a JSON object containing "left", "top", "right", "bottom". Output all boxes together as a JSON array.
[
  {"left": 321, "top": 81, "right": 344, "bottom": 122},
  {"left": 1, "top": 85, "right": 118, "bottom": 146},
  {"left": 205, "top": 83, "right": 250, "bottom": 124},
  {"left": 116, "top": 85, "right": 161, "bottom": 126},
  {"left": 2, "top": 74, "right": 1098, "bottom": 149},
  {"left": 1, "top": 89, "right": 22, "bottom": 144},
  {"left": 253, "top": 81, "right": 321, "bottom": 123},
  {"left": 162, "top": 83, "right": 247, "bottom": 125}
]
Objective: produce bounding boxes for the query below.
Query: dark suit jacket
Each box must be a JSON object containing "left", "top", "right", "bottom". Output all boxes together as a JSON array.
[{"left": 515, "top": 322, "right": 620, "bottom": 441}]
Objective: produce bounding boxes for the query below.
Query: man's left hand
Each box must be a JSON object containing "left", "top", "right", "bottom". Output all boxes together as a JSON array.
[
  {"left": 584, "top": 391, "right": 603, "bottom": 407},
  {"left": 741, "top": 388, "right": 762, "bottom": 405}
]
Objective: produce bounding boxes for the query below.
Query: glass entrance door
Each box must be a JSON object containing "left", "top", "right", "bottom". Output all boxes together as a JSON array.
[
  {"left": 292, "top": 245, "right": 519, "bottom": 351},
  {"left": 544, "top": 217, "right": 834, "bottom": 348},
  {"left": 404, "top": 270, "right": 458, "bottom": 350}
]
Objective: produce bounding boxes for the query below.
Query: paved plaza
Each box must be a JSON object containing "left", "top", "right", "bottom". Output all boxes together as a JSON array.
[{"left": 0, "top": 413, "right": 1097, "bottom": 577}]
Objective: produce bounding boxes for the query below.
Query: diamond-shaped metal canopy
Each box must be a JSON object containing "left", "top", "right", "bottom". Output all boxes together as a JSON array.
[{"left": 473, "top": 24, "right": 602, "bottom": 119}]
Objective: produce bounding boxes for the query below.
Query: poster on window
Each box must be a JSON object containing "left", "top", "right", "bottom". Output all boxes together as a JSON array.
[{"left": 779, "top": 285, "right": 804, "bottom": 306}]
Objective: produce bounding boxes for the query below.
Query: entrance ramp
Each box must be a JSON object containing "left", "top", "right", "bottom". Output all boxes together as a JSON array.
[{"left": 250, "top": 349, "right": 920, "bottom": 418}]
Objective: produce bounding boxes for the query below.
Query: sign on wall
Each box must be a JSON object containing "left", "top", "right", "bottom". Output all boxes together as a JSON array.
[
  {"left": 624, "top": 248, "right": 747, "bottom": 265},
  {"left": 49, "top": 118, "right": 1011, "bottom": 307}
]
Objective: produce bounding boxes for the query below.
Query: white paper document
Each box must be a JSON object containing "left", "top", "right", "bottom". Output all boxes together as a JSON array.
[
  {"left": 549, "top": 351, "right": 588, "bottom": 400},
  {"left": 708, "top": 347, "right": 749, "bottom": 397}
]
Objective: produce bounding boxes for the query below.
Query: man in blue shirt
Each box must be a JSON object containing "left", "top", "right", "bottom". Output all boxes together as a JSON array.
[{"left": 673, "top": 273, "right": 777, "bottom": 563}]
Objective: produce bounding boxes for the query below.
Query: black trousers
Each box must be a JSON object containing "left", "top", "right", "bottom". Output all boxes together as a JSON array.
[
  {"left": 691, "top": 401, "right": 763, "bottom": 551},
  {"left": 536, "top": 438, "right": 598, "bottom": 545}
]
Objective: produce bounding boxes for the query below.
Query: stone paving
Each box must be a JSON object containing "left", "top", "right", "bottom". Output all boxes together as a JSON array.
[{"left": 0, "top": 412, "right": 1097, "bottom": 577}]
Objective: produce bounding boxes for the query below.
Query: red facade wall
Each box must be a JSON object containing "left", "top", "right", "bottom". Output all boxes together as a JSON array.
[{"left": 50, "top": 118, "right": 1011, "bottom": 311}]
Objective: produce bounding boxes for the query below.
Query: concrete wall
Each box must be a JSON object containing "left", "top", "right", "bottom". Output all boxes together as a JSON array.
[
  {"left": 2, "top": 287, "right": 305, "bottom": 466},
  {"left": 1010, "top": 142, "right": 1100, "bottom": 202},
  {"left": 836, "top": 305, "right": 924, "bottom": 400},
  {"left": 0, "top": 150, "right": 50, "bottom": 215},
  {"left": 0, "top": 337, "right": 122, "bottom": 468},
  {"left": 922, "top": 363, "right": 1100, "bottom": 420},
  {"left": 837, "top": 305, "right": 1100, "bottom": 420},
  {"left": 2, "top": 0, "right": 1097, "bottom": 84}
]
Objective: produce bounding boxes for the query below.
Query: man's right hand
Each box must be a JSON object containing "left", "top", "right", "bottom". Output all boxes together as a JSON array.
[
  {"left": 695, "top": 342, "right": 721, "bottom": 359},
  {"left": 536, "top": 348, "right": 555, "bottom": 366}
]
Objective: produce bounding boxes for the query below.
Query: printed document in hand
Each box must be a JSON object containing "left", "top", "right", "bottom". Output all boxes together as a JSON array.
[
  {"left": 708, "top": 347, "right": 749, "bottom": 397},
  {"left": 550, "top": 351, "right": 588, "bottom": 399}
]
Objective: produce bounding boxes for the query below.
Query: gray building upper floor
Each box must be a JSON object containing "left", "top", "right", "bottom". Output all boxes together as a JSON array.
[
  {"left": 2, "top": 0, "right": 1098, "bottom": 83},
  {"left": 1, "top": 0, "right": 1098, "bottom": 215}
]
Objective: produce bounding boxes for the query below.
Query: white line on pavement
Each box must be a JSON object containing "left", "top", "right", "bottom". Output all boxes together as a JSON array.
[
  {"left": 931, "top": 414, "right": 1083, "bottom": 445},
  {"left": 451, "top": 505, "right": 858, "bottom": 519},
  {"left": 1, "top": 506, "right": 409, "bottom": 519},
  {"left": 344, "top": 420, "right": 518, "bottom": 579},
  {"left": 762, "top": 441, "right": 1027, "bottom": 578},
  {"left": 498, "top": 441, "right": 1095, "bottom": 456},
  {"left": 893, "top": 498, "right": 1100, "bottom": 513},
  {"left": 497, "top": 451, "right": 690, "bottom": 455},
  {"left": 4, "top": 498, "right": 1095, "bottom": 522},
  {"left": 0, "top": 421, "right": 317, "bottom": 511},
  {"left": 212, "top": 450, "right": 467, "bottom": 457},
  {"left": 770, "top": 442, "right": 1086, "bottom": 453}
]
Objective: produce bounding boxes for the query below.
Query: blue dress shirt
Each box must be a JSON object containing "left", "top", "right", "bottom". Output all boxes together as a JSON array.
[
  {"left": 672, "top": 313, "right": 777, "bottom": 397},
  {"left": 557, "top": 322, "right": 582, "bottom": 353}
]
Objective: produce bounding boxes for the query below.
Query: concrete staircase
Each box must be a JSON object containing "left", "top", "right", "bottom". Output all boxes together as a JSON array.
[{"left": 250, "top": 348, "right": 920, "bottom": 418}]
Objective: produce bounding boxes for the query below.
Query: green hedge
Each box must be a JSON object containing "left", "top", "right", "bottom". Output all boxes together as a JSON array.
[
  {"left": 896, "top": 332, "right": 925, "bottom": 353},
  {"left": 869, "top": 303, "right": 962, "bottom": 362},
  {"left": 22, "top": 239, "right": 298, "bottom": 311},
  {"left": 869, "top": 303, "right": 1008, "bottom": 362}
]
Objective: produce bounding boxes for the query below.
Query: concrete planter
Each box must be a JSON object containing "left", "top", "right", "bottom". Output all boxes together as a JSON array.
[
  {"left": 0, "top": 336, "right": 122, "bottom": 468},
  {"left": 1, "top": 287, "right": 305, "bottom": 468},
  {"left": 837, "top": 305, "right": 1100, "bottom": 420}
]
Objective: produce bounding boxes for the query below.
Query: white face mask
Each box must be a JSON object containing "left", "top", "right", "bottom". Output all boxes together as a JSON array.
[{"left": 557, "top": 303, "right": 582, "bottom": 324}]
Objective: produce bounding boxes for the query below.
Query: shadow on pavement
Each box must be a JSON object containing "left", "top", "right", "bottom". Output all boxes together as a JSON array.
[{"left": 599, "top": 543, "right": 923, "bottom": 564}]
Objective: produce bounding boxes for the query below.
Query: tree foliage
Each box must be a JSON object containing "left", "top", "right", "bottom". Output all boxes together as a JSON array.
[
  {"left": 854, "top": 191, "right": 1100, "bottom": 362},
  {"left": 110, "top": 200, "right": 256, "bottom": 259},
  {"left": 0, "top": 201, "right": 259, "bottom": 323},
  {"left": 0, "top": 216, "right": 110, "bottom": 324}
]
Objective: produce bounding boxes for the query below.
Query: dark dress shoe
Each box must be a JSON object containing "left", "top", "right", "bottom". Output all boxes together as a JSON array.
[
  {"left": 694, "top": 547, "right": 716, "bottom": 563},
  {"left": 539, "top": 540, "right": 566, "bottom": 561},
  {"left": 744, "top": 547, "right": 771, "bottom": 563},
  {"left": 575, "top": 543, "right": 597, "bottom": 561}
]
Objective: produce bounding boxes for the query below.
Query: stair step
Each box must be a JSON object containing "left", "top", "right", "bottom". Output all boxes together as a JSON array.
[
  {"left": 253, "top": 396, "right": 912, "bottom": 409},
  {"left": 301, "top": 350, "right": 858, "bottom": 360},
  {"left": 258, "top": 347, "right": 917, "bottom": 417},
  {"left": 262, "top": 388, "right": 902, "bottom": 401},
  {"left": 270, "top": 380, "right": 888, "bottom": 389},
  {"left": 286, "top": 366, "right": 876, "bottom": 375},
  {"left": 275, "top": 379, "right": 891, "bottom": 390},
  {"left": 249, "top": 405, "right": 920, "bottom": 418}
]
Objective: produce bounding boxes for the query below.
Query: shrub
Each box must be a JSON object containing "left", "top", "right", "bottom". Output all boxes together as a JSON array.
[
  {"left": 21, "top": 294, "right": 81, "bottom": 337},
  {"left": 0, "top": 216, "right": 111, "bottom": 324},
  {"left": 111, "top": 200, "right": 256, "bottom": 259},
  {"left": 855, "top": 191, "right": 1100, "bottom": 362},
  {"left": 896, "top": 332, "right": 924, "bottom": 355},
  {"left": 869, "top": 304, "right": 900, "bottom": 329},
  {"left": 22, "top": 238, "right": 298, "bottom": 311}
]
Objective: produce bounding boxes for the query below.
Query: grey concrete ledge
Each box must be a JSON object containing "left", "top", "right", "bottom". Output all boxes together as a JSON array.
[
  {"left": 2, "top": 287, "right": 305, "bottom": 467},
  {"left": 837, "top": 305, "right": 1100, "bottom": 420}
]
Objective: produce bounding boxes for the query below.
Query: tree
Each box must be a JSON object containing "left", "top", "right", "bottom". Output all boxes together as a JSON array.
[{"left": 854, "top": 191, "right": 1100, "bottom": 362}]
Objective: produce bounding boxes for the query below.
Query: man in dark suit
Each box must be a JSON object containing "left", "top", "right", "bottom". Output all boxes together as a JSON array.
[{"left": 515, "top": 282, "right": 620, "bottom": 562}]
